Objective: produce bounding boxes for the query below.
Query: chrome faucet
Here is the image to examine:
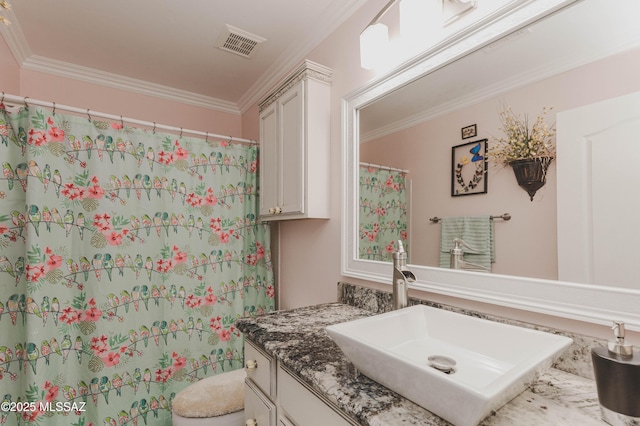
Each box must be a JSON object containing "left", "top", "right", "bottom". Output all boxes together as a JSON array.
[
  {"left": 392, "top": 241, "right": 416, "bottom": 310},
  {"left": 450, "top": 238, "right": 490, "bottom": 272}
]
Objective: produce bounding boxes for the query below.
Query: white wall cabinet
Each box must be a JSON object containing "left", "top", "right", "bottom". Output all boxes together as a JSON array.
[
  {"left": 258, "top": 60, "right": 332, "bottom": 220},
  {"left": 244, "top": 340, "right": 355, "bottom": 426}
]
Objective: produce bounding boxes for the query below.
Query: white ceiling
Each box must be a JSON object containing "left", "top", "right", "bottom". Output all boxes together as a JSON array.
[{"left": 0, "top": 0, "right": 368, "bottom": 114}]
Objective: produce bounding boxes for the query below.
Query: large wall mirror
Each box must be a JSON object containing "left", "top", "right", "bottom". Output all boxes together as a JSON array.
[{"left": 342, "top": 0, "right": 640, "bottom": 329}]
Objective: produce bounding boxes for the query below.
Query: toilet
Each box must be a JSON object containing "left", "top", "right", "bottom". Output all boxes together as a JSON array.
[{"left": 171, "top": 368, "right": 246, "bottom": 426}]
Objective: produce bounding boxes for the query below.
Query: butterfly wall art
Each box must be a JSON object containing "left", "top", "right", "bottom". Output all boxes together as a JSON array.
[{"left": 451, "top": 139, "right": 488, "bottom": 196}]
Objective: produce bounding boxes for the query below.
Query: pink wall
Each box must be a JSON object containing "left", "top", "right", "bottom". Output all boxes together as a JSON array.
[
  {"left": 241, "top": 103, "right": 260, "bottom": 141},
  {"left": 4, "top": 69, "right": 242, "bottom": 138},
  {"left": 361, "top": 46, "right": 640, "bottom": 280},
  {"left": 0, "top": 35, "right": 20, "bottom": 93}
]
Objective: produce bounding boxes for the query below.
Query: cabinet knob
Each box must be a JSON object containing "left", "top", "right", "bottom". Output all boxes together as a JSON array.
[
  {"left": 268, "top": 207, "right": 275, "bottom": 214},
  {"left": 275, "top": 206, "right": 282, "bottom": 214},
  {"left": 246, "top": 419, "right": 257, "bottom": 426},
  {"left": 245, "top": 359, "right": 258, "bottom": 371}
]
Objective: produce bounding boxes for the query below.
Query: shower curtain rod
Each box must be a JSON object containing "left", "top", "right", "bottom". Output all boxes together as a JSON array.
[
  {"left": 1, "top": 93, "right": 259, "bottom": 145},
  {"left": 359, "top": 161, "right": 409, "bottom": 174}
]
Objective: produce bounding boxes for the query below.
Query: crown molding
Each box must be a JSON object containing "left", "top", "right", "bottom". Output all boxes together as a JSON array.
[
  {"left": 236, "top": 0, "right": 369, "bottom": 114},
  {"left": 360, "top": 37, "right": 640, "bottom": 143},
  {"left": 21, "top": 55, "right": 241, "bottom": 114},
  {"left": 258, "top": 60, "right": 333, "bottom": 113}
]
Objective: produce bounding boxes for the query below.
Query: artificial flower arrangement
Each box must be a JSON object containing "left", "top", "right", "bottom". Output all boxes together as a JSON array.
[
  {"left": 488, "top": 105, "right": 556, "bottom": 166},
  {"left": 488, "top": 106, "right": 556, "bottom": 201}
]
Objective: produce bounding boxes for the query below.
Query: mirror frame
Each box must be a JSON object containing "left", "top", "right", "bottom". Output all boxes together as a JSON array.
[{"left": 341, "top": 0, "right": 640, "bottom": 330}]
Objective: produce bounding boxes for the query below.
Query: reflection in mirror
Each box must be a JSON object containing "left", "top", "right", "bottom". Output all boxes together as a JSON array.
[
  {"left": 358, "top": 163, "right": 409, "bottom": 262},
  {"left": 357, "top": 0, "right": 640, "bottom": 284}
]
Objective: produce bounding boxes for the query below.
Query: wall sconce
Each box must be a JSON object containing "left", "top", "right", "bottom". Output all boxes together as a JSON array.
[
  {"left": 359, "top": 0, "right": 396, "bottom": 70},
  {"left": 360, "top": 22, "right": 390, "bottom": 70},
  {"left": 359, "top": 0, "right": 451, "bottom": 70}
]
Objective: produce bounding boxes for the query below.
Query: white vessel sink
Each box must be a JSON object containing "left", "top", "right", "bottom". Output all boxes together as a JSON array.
[{"left": 326, "top": 305, "right": 572, "bottom": 426}]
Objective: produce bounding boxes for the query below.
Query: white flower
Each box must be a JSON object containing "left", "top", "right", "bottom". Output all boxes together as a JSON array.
[{"left": 489, "top": 106, "right": 556, "bottom": 166}]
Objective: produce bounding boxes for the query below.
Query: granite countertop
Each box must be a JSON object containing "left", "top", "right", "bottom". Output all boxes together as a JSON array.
[{"left": 236, "top": 303, "right": 605, "bottom": 426}]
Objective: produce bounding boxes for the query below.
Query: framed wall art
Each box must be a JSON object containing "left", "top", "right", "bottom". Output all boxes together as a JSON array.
[
  {"left": 451, "top": 139, "right": 488, "bottom": 196},
  {"left": 461, "top": 123, "right": 477, "bottom": 139}
]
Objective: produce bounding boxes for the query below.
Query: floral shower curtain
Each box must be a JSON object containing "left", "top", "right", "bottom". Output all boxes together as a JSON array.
[
  {"left": 358, "top": 165, "right": 408, "bottom": 262},
  {"left": 0, "top": 104, "right": 274, "bottom": 425}
]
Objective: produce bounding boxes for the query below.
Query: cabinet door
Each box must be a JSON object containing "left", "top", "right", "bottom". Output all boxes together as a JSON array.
[
  {"left": 278, "top": 81, "right": 305, "bottom": 215},
  {"left": 245, "top": 380, "right": 276, "bottom": 426},
  {"left": 259, "top": 102, "right": 278, "bottom": 217}
]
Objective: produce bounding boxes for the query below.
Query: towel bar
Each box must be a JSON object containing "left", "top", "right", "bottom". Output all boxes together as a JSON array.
[{"left": 429, "top": 213, "right": 511, "bottom": 223}]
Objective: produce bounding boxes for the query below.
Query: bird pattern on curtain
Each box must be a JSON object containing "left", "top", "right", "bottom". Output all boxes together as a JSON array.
[
  {"left": 358, "top": 165, "right": 408, "bottom": 262},
  {"left": 0, "top": 104, "right": 275, "bottom": 425}
]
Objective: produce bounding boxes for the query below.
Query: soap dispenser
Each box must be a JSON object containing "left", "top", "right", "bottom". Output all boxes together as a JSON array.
[
  {"left": 591, "top": 321, "right": 640, "bottom": 425},
  {"left": 449, "top": 238, "right": 465, "bottom": 270}
]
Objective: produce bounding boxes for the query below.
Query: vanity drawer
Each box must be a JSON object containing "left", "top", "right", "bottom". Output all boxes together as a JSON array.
[
  {"left": 245, "top": 379, "right": 276, "bottom": 426},
  {"left": 277, "top": 366, "right": 355, "bottom": 426},
  {"left": 245, "top": 340, "right": 275, "bottom": 397}
]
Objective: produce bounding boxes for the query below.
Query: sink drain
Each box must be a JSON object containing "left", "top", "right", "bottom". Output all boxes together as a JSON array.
[{"left": 428, "top": 355, "right": 456, "bottom": 374}]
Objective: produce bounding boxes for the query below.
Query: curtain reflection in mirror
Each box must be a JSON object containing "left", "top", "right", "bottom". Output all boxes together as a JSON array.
[{"left": 359, "top": 163, "right": 409, "bottom": 262}]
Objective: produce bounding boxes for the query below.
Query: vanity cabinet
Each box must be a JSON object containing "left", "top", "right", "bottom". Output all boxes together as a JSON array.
[
  {"left": 258, "top": 60, "right": 332, "bottom": 221},
  {"left": 244, "top": 341, "right": 276, "bottom": 426},
  {"left": 244, "top": 340, "right": 355, "bottom": 426}
]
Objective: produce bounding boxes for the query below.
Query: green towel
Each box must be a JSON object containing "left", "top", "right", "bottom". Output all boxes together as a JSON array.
[{"left": 439, "top": 216, "right": 494, "bottom": 269}]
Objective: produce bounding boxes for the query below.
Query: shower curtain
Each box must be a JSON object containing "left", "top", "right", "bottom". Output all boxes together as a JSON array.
[
  {"left": 0, "top": 104, "right": 274, "bottom": 425},
  {"left": 359, "top": 165, "right": 408, "bottom": 262}
]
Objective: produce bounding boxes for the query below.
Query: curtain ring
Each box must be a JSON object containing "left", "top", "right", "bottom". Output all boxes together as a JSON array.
[
  {"left": 120, "top": 115, "right": 124, "bottom": 128},
  {"left": 1, "top": 92, "right": 4, "bottom": 105},
  {"left": 180, "top": 127, "right": 183, "bottom": 138},
  {"left": 52, "top": 102, "right": 56, "bottom": 116},
  {"left": 23, "top": 97, "right": 29, "bottom": 111},
  {"left": 152, "top": 122, "right": 156, "bottom": 134},
  {"left": 87, "top": 109, "right": 92, "bottom": 122},
  {"left": 205, "top": 132, "right": 209, "bottom": 143}
]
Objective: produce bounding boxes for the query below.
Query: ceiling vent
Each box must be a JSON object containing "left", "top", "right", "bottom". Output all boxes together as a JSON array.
[{"left": 216, "top": 24, "right": 266, "bottom": 59}]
